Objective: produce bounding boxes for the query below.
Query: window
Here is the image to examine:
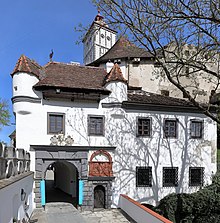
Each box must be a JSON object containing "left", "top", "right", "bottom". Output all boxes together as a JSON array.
[
  {"left": 190, "top": 120, "right": 203, "bottom": 138},
  {"left": 163, "top": 167, "right": 178, "bottom": 187},
  {"left": 48, "top": 113, "right": 64, "bottom": 134},
  {"left": 136, "top": 167, "right": 152, "bottom": 187},
  {"left": 164, "top": 119, "right": 177, "bottom": 138},
  {"left": 88, "top": 116, "right": 104, "bottom": 136},
  {"left": 189, "top": 167, "right": 204, "bottom": 186},
  {"left": 161, "top": 90, "right": 169, "bottom": 96},
  {"left": 137, "top": 118, "right": 151, "bottom": 137}
]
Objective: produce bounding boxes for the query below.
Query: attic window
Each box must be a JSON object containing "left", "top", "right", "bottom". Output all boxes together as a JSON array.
[{"left": 161, "top": 90, "right": 169, "bottom": 96}]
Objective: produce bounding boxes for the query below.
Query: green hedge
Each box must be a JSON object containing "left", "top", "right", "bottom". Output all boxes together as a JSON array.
[{"left": 153, "top": 171, "right": 220, "bottom": 223}]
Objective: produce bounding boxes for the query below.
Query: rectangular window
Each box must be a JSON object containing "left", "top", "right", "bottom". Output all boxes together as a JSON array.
[
  {"left": 48, "top": 113, "right": 64, "bottom": 134},
  {"left": 164, "top": 119, "right": 177, "bottom": 138},
  {"left": 189, "top": 167, "right": 204, "bottom": 186},
  {"left": 137, "top": 118, "right": 151, "bottom": 137},
  {"left": 163, "top": 167, "right": 178, "bottom": 187},
  {"left": 190, "top": 120, "right": 203, "bottom": 138},
  {"left": 136, "top": 167, "right": 152, "bottom": 187},
  {"left": 88, "top": 116, "right": 104, "bottom": 136}
]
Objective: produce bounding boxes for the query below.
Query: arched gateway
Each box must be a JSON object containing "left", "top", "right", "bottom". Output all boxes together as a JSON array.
[{"left": 31, "top": 145, "right": 115, "bottom": 210}]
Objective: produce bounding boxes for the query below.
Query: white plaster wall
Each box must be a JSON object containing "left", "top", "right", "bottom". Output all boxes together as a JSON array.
[
  {"left": 103, "top": 82, "right": 127, "bottom": 103},
  {"left": 0, "top": 174, "right": 34, "bottom": 223},
  {"left": 106, "top": 108, "right": 217, "bottom": 207},
  {"left": 13, "top": 72, "right": 39, "bottom": 98},
  {"left": 12, "top": 70, "right": 217, "bottom": 208},
  {"left": 14, "top": 95, "right": 217, "bottom": 207},
  {"left": 100, "top": 59, "right": 219, "bottom": 102}
]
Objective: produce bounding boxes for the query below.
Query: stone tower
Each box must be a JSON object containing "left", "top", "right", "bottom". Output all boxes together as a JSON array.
[{"left": 83, "top": 11, "right": 117, "bottom": 65}]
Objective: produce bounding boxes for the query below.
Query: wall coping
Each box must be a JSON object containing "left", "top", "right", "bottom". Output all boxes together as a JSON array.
[
  {"left": 0, "top": 171, "right": 34, "bottom": 190},
  {"left": 120, "top": 194, "right": 173, "bottom": 223}
]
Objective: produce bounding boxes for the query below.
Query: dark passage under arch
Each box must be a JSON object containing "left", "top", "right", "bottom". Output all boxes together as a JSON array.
[{"left": 45, "top": 161, "right": 79, "bottom": 207}]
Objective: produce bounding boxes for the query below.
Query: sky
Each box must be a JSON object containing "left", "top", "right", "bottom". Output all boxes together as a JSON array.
[{"left": 0, "top": 0, "right": 98, "bottom": 144}]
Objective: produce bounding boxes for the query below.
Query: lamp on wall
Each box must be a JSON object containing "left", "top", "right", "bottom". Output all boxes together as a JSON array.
[{"left": 21, "top": 188, "right": 26, "bottom": 201}]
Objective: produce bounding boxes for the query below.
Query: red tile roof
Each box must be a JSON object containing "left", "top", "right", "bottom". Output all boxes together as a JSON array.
[
  {"left": 89, "top": 37, "right": 153, "bottom": 65},
  {"left": 34, "top": 62, "right": 109, "bottom": 92},
  {"left": 11, "top": 55, "right": 42, "bottom": 78},
  {"left": 104, "top": 63, "right": 127, "bottom": 84},
  {"left": 127, "top": 90, "right": 195, "bottom": 107}
]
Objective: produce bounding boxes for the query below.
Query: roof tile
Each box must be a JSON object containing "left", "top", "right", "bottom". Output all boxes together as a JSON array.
[
  {"left": 11, "top": 55, "right": 42, "bottom": 78},
  {"left": 34, "top": 62, "right": 108, "bottom": 91},
  {"left": 89, "top": 37, "right": 153, "bottom": 65},
  {"left": 104, "top": 63, "right": 127, "bottom": 84},
  {"left": 127, "top": 90, "right": 195, "bottom": 107}
]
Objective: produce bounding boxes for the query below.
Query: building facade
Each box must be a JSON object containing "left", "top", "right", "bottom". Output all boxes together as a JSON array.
[{"left": 11, "top": 54, "right": 217, "bottom": 210}]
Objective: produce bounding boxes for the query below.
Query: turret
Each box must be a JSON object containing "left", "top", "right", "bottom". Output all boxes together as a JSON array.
[
  {"left": 103, "top": 63, "right": 127, "bottom": 103},
  {"left": 11, "top": 55, "right": 42, "bottom": 115}
]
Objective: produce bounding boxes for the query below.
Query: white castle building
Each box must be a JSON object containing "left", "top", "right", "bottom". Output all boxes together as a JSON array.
[{"left": 11, "top": 12, "right": 217, "bottom": 211}]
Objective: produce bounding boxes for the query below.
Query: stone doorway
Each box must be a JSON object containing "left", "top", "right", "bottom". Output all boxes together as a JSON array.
[{"left": 94, "top": 185, "right": 105, "bottom": 208}]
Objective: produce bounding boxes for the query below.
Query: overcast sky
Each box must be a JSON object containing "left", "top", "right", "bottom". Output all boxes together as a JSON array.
[{"left": 0, "top": 0, "right": 97, "bottom": 143}]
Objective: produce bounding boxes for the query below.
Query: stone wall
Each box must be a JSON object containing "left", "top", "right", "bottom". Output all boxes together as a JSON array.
[
  {"left": 0, "top": 142, "right": 33, "bottom": 223},
  {"left": 0, "top": 142, "right": 31, "bottom": 180}
]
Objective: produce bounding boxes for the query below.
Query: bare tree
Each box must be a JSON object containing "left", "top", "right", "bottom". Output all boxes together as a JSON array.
[{"left": 92, "top": 0, "right": 220, "bottom": 123}]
